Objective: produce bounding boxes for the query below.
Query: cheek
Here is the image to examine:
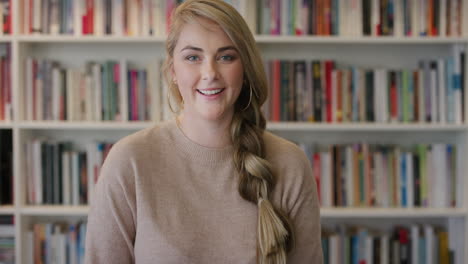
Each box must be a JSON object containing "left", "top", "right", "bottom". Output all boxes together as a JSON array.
[
  {"left": 227, "top": 63, "right": 244, "bottom": 92},
  {"left": 174, "top": 64, "right": 199, "bottom": 93}
]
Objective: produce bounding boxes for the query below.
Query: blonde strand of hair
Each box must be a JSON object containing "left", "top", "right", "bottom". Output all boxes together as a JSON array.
[
  {"left": 234, "top": 115, "right": 293, "bottom": 264},
  {"left": 257, "top": 198, "right": 289, "bottom": 263}
]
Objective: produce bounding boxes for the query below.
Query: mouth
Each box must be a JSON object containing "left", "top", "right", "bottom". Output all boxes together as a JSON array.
[{"left": 196, "top": 88, "right": 225, "bottom": 96}]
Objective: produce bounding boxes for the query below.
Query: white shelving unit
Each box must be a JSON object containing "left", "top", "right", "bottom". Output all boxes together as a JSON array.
[
  {"left": 0, "top": 206, "right": 14, "bottom": 215},
  {"left": 0, "top": 1, "right": 466, "bottom": 263},
  {"left": 10, "top": 121, "right": 468, "bottom": 131},
  {"left": 0, "top": 123, "right": 12, "bottom": 129},
  {"left": 267, "top": 122, "right": 468, "bottom": 131},
  {"left": 320, "top": 208, "right": 468, "bottom": 218},
  {"left": 16, "top": 121, "right": 154, "bottom": 130},
  {"left": 7, "top": 206, "right": 468, "bottom": 218},
  {"left": 255, "top": 35, "right": 468, "bottom": 44},
  {"left": 19, "top": 206, "right": 89, "bottom": 217},
  {"left": 11, "top": 34, "right": 468, "bottom": 44}
]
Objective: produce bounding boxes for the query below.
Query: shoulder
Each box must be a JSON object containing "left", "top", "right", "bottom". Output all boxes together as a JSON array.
[
  {"left": 105, "top": 120, "right": 174, "bottom": 163},
  {"left": 262, "top": 131, "right": 317, "bottom": 212},
  {"left": 98, "top": 120, "right": 175, "bottom": 185},
  {"left": 263, "top": 131, "right": 310, "bottom": 169}
]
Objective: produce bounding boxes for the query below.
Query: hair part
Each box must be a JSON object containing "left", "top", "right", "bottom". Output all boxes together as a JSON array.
[{"left": 162, "top": 1, "right": 295, "bottom": 262}]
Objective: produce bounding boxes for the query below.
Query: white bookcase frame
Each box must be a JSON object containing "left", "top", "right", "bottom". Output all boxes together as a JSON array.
[{"left": 0, "top": 1, "right": 466, "bottom": 263}]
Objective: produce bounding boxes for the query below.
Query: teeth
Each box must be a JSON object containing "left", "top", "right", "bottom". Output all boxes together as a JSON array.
[{"left": 199, "top": 89, "right": 223, "bottom": 95}]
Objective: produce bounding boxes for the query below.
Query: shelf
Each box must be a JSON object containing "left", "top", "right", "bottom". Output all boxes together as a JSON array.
[
  {"left": 14, "top": 121, "right": 468, "bottom": 131},
  {"left": 20, "top": 206, "right": 89, "bottom": 216},
  {"left": 0, "top": 206, "right": 14, "bottom": 215},
  {"left": 0, "top": 36, "right": 13, "bottom": 42},
  {"left": 255, "top": 35, "right": 468, "bottom": 44},
  {"left": 266, "top": 122, "right": 468, "bottom": 131},
  {"left": 14, "top": 35, "right": 468, "bottom": 44},
  {"left": 16, "top": 35, "right": 166, "bottom": 43},
  {"left": 16, "top": 206, "right": 467, "bottom": 218},
  {"left": 320, "top": 208, "right": 467, "bottom": 218},
  {"left": 17, "top": 121, "right": 155, "bottom": 130},
  {"left": 0, "top": 122, "right": 13, "bottom": 129}
]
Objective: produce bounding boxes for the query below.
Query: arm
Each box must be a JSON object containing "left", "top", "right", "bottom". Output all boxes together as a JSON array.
[
  {"left": 85, "top": 142, "right": 137, "bottom": 264},
  {"left": 284, "top": 150, "right": 323, "bottom": 264}
]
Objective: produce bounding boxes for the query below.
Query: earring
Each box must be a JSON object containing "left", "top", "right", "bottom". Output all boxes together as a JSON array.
[
  {"left": 241, "top": 84, "right": 253, "bottom": 111},
  {"left": 167, "top": 91, "right": 174, "bottom": 112}
]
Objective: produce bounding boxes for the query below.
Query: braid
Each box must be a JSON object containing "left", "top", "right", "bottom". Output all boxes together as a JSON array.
[{"left": 231, "top": 96, "right": 295, "bottom": 263}]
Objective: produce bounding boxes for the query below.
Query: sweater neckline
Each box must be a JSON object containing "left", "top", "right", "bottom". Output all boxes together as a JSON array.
[{"left": 167, "top": 118, "right": 234, "bottom": 166}]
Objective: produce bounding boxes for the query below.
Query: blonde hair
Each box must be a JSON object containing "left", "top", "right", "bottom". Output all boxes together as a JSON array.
[{"left": 162, "top": 1, "right": 295, "bottom": 263}]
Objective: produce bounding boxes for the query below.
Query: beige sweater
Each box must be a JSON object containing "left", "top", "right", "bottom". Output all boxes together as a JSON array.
[{"left": 84, "top": 119, "right": 323, "bottom": 264}]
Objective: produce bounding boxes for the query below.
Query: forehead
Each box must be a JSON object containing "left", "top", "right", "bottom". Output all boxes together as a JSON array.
[{"left": 175, "top": 18, "right": 234, "bottom": 51}]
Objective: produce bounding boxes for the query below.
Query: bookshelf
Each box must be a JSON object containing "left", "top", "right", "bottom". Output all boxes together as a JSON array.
[
  {"left": 0, "top": 206, "right": 14, "bottom": 215},
  {"left": 8, "top": 206, "right": 468, "bottom": 218},
  {"left": 0, "top": 0, "right": 466, "bottom": 263},
  {"left": 320, "top": 208, "right": 468, "bottom": 218},
  {"left": 12, "top": 35, "right": 468, "bottom": 43}
]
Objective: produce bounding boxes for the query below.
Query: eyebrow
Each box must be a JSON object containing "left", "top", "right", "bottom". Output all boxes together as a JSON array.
[{"left": 180, "top": 45, "right": 238, "bottom": 53}]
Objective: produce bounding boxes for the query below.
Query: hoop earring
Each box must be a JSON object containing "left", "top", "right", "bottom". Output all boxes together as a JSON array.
[
  {"left": 242, "top": 85, "right": 253, "bottom": 111},
  {"left": 167, "top": 89, "right": 176, "bottom": 114}
]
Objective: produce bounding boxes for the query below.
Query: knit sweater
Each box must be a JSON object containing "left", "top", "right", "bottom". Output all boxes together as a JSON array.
[{"left": 84, "top": 118, "right": 323, "bottom": 264}]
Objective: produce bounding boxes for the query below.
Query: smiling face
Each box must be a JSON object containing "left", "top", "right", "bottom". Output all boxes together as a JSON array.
[{"left": 171, "top": 18, "right": 244, "bottom": 123}]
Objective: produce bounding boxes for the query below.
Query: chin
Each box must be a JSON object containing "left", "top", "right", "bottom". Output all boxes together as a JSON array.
[
  {"left": 198, "top": 109, "right": 230, "bottom": 122},
  {"left": 201, "top": 113, "right": 225, "bottom": 122}
]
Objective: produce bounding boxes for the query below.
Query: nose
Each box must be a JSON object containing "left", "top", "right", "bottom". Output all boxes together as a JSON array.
[{"left": 201, "top": 59, "right": 219, "bottom": 81}]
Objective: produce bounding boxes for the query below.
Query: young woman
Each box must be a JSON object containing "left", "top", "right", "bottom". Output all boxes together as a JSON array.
[{"left": 85, "top": 1, "right": 322, "bottom": 263}]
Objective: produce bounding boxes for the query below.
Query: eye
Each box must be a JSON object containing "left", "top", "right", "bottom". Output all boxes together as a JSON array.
[
  {"left": 185, "top": 55, "right": 200, "bottom": 62},
  {"left": 219, "top": 55, "right": 236, "bottom": 61}
]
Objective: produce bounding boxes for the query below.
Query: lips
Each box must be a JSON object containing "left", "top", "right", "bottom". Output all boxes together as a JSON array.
[{"left": 197, "top": 88, "right": 225, "bottom": 96}]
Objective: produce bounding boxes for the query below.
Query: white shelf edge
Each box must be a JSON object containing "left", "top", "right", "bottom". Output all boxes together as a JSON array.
[
  {"left": 13, "top": 121, "right": 468, "bottom": 131},
  {"left": 320, "top": 208, "right": 468, "bottom": 218},
  {"left": 0, "top": 206, "right": 15, "bottom": 215},
  {"left": 255, "top": 35, "right": 468, "bottom": 44},
  {"left": 20, "top": 206, "right": 89, "bottom": 216},
  {"left": 17, "top": 121, "right": 155, "bottom": 130},
  {"left": 0, "top": 36, "right": 13, "bottom": 42},
  {"left": 16, "top": 35, "right": 166, "bottom": 43},
  {"left": 15, "top": 206, "right": 467, "bottom": 217},
  {"left": 0, "top": 122, "right": 13, "bottom": 129},
  {"left": 266, "top": 122, "right": 468, "bottom": 131},
  {"left": 12, "top": 35, "right": 468, "bottom": 44}
]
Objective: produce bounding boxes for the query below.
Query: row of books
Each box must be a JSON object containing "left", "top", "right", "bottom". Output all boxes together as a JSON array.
[
  {"left": 263, "top": 45, "right": 466, "bottom": 123},
  {"left": 24, "top": 58, "right": 164, "bottom": 122},
  {"left": 0, "top": 44, "right": 11, "bottom": 122},
  {"left": 0, "top": 129, "right": 12, "bottom": 205},
  {"left": 0, "top": 0, "right": 10, "bottom": 35},
  {"left": 22, "top": 0, "right": 468, "bottom": 37},
  {"left": 25, "top": 139, "right": 114, "bottom": 205},
  {"left": 23, "top": 0, "right": 257, "bottom": 36},
  {"left": 0, "top": 216, "right": 14, "bottom": 264},
  {"left": 259, "top": 0, "right": 468, "bottom": 37},
  {"left": 23, "top": 50, "right": 467, "bottom": 124},
  {"left": 23, "top": 137, "right": 458, "bottom": 209},
  {"left": 25, "top": 221, "right": 87, "bottom": 264},
  {"left": 322, "top": 225, "right": 454, "bottom": 264},
  {"left": 299, "top": 143, "right": 458, "bottom": 208}
]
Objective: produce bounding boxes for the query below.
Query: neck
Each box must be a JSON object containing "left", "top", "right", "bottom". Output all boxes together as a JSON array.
[{"left": 176, "top": 112, "right": 233, "bottom": 148}]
